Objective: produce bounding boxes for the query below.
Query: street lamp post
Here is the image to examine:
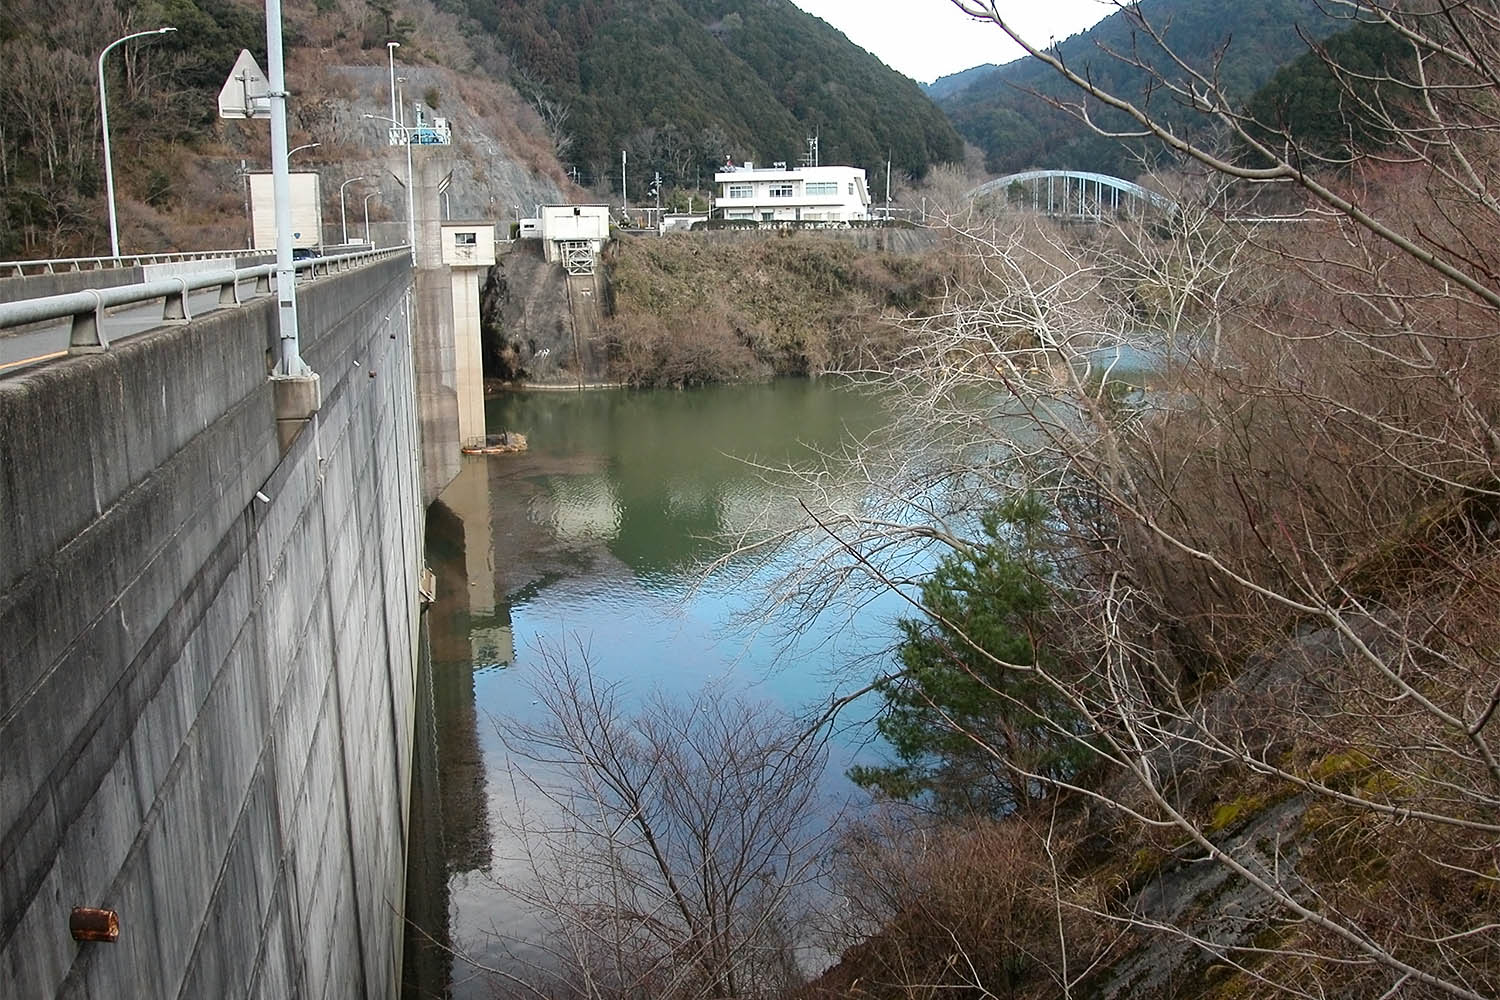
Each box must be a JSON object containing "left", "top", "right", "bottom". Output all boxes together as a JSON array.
[
  {"left": 339, "top": 176, "right": 365, "bottom": 245},
  {"left": 362, "top": 192, "right": 377, "bottom": 245},
  {"left": 386, "top": 41, "right": 400, "bottom": 124},
  {"left": 364, "top": 114, "right": 415, "bottom": 263},
  {"left": 265, "top": 0, "right": 306, "bottom": 373},
  {"left": 98, "top": 26, "right": 175, "bottom": 258}
]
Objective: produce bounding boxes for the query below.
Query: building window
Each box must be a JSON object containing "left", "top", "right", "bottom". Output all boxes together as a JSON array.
[
  {"left": 728, "top": 184, "right": 752, "bottom": 199},
  {"left": 769, "top": 183, "right": 795, "bottom": 198},
  {"left": 847, "top": 182, "right": 856, "bottom": 195},
  {"left": 806, "top": 181, "right": 838, "bottom": 196},
  {"left": 454, "top": 232, "right": 477, "bottom": 246}
]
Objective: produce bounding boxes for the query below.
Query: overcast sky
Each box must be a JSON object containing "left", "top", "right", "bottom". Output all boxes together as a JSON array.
[{"left": 790, "top": 0, "right": 1115, "bottom": 83}]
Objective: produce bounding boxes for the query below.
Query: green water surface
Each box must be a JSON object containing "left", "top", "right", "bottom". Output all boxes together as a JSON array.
[{"left": 405, "top": 379, "right": 914, "bottom": 999}]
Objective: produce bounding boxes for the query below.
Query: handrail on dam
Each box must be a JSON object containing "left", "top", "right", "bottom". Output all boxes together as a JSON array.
[
  {"left": 0, "top": 248, "right": 277, "bottom": 277},
  {"left": 0, "top": 245, "right": 409, "bottom": 352}
]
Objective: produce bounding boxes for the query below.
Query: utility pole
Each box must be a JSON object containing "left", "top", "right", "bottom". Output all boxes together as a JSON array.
[
  {"left": 885, "top": 152, "right": 892, "bottom": 220},
  {"left": 621, "top": 149, "right": 628, "bottom": 219},
  {"left": 801, "top": 133, "right": 819, "bottom": 169},
  {"left": 237, "top": 159, "right": 252, "bottom": 248},
  {"left": 386, "top": 41, "right": 400, "bottom": 124}
]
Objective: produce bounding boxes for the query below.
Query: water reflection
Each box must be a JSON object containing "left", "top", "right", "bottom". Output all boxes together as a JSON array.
[
  {"left": 400, "top": 630, "right": 448, "bottom": 1000},
  {"left": 428, "top": 488, "right": 498, "bottom": 874},
  {"left": 403, "top": 380, "right": 909, "bottom": 999}
]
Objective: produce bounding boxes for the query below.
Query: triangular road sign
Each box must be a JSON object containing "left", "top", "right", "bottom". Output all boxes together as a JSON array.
[{"left": 219, "top": 49, "right": 270, "bottom": 120}]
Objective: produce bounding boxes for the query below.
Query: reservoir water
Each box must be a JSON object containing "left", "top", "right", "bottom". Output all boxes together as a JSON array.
[{"left": 401, "top": 379, "right": 913, "bottom": 999}]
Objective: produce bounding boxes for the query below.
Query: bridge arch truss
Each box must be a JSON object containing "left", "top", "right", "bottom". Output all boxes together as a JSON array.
[{"left": 967, "top": 170, "right": 1177, "bottom": 220}]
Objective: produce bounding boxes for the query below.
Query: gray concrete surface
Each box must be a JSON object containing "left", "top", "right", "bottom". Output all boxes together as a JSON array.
[
  {"left": 408, "top": 143, "right": 461, "bottom": 505},
  {"left": 0, "top": 266, "right": 143, "bottom": 305},
  {"left": 0, "top": 280, "right": 264, "bottom": 374},
  {"left": 0, "top": 254, "right": 271, "bottom": 306},
  {"left": 0, "top": 255, "right": 423, "bottom": 999}
]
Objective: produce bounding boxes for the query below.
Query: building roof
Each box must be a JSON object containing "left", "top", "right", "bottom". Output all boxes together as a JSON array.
[{"left": 714, "top": 164, "right": 866, "bottom": 182}]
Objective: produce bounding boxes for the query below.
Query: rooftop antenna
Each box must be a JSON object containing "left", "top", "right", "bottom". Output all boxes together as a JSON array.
[{"left": 801, "top": 132, "right": 819, "bottom": 168}]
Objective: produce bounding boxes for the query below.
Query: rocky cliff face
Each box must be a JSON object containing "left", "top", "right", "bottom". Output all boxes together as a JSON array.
[
  {"left": 481, "top": 241, "right": 610, "bottom": 386},
  {"left": 304, "top": 64, "right": 568, "bottom": 239}
]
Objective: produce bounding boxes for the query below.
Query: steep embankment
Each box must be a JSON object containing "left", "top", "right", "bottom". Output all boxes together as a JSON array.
[
  {"left": 482, "top": 230, "right": 947, "bottom": 387},
  {"left": 606, "top": 230, "right": 953, "bottom": 386},
  {"left": 481, "top": 242, "right": 578, "bottom": 384}
]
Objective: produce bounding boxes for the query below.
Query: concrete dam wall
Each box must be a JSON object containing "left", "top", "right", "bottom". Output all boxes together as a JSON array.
[{"left": 0, "top": 256, "right": 424, "bottom": 998}]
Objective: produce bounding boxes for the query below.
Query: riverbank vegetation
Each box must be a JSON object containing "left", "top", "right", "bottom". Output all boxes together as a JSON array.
[
  {"left": 601, "top": 232, "right": 951, "bottom": 386},
  {"left": 786, "top": 1, "right": 1500, "bottom": 995}
]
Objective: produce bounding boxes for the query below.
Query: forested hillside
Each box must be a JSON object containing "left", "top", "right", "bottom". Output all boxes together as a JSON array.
[
  {"left": 0, "top": 0, "right": 268, "bottom": 255},
  {"left": 937, "top": 0, "right": 1346, "bottom": 177},
  {"left": 464, "top": 0, "right": 965, "bottom": 193},
  {"left": 1, "top": 0, "right": 961, "bottom": 258},
  {"left": 0, "top": 0, "right": 572, "bottom": 258},
  {"left": 1240, "top": 19, "right": 1409, "bottom": 164}
]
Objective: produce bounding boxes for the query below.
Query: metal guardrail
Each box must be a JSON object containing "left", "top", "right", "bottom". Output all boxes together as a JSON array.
[
  {"left": 0, "top": 246, "right": 408, "bottom": 353},
  {"left": 0, "top": 249, "right": 277, "bottom": 278}
]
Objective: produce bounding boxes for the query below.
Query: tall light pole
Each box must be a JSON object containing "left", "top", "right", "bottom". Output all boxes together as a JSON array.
[
  {"left": 364, "top": 114, "right": 414, "bottom": 263},
  {"left": 266, "top": 0, "right": 305, "bottom": 373},
  {"left": 98, "top": 26, "right": 175, "bottom": 258},
  {"left": 338, "top": 175, "right": 365, "bottom": 245},
  {"left": 362, "top": 192, "right": 377, "bottom": 245},
  {"left": 386, "top": 41, "right": 400, "bottom": 124},
  {"left": 288, "top": 141, "right": 320, "bottom": 159}
]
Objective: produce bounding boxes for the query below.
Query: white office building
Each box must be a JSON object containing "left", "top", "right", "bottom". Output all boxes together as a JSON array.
[{"left": 713, "top": 162, "right": 872, "bottom": 223}]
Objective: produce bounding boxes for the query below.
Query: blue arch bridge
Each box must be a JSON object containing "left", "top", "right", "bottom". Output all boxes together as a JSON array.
[{"left": 967, "top": 170, "right": 1178, "bottom": 220}]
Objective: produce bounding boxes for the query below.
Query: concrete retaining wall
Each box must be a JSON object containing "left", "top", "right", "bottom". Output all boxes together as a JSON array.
[{"left": 0, "top": 254, "right": 422, "bottom": 999}]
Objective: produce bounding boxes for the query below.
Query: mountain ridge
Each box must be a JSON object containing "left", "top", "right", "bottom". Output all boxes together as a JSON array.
[
  {"left": 470, "top": 0, "right": 964, "bottom": 192},
  {"left": 935, "top": 0, "right": 1348, "bottom": 177},
  {"left": 923, "top": 62, "right": 1000, "bottom": 102}
]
